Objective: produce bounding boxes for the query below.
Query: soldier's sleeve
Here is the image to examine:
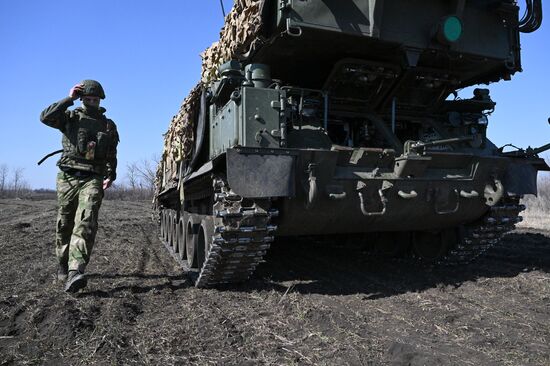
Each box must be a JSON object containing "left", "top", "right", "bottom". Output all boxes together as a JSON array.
[
  {"left": 106, "top": 121, "right": 119, "bottom": 181},
  {"left": 39, "top": 97, "right": 74, "bottom": 131}
]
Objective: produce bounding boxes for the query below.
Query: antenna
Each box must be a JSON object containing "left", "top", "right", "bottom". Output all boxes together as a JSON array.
[{"left": 219, "top": 0, "right": 226, "bottom": 18}]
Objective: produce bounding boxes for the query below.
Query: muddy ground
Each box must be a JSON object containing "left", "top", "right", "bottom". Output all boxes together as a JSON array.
[{"left": 0, "top": 198, "right": 549, "bottom": 365}]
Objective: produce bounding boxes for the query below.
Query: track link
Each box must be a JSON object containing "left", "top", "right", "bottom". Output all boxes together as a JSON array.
[
  {"left": 158, "top": 176, "right": 277, "bottom": 287},
  {"left": 194, "top": 178, "right": 277, "bottom": 287},
  {"left": 160, "top": 182, "right": 523, "bottom": 283},
  {"left": 439, "top": 196, "right": 525, "bottom": 265}
]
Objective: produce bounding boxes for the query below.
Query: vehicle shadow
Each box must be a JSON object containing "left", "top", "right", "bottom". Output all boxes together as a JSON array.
[
  {"left": 238, "top": 231, "right": 550, "bottom": 298},
  {"left": 75, "top": 231, "right": 550, "bottom": 299}
]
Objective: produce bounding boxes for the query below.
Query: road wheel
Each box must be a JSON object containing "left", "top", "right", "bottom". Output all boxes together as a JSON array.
[
  {"left": 177, "top": 214, "right": 187, "bottom": 260},
  {"left": 171, "top": 214, "right": 179, "bottom": 252},
  {"left": 197, "top": 218, "right": 214, "bottom": 269},
  {"left": 163, "top": 210, "right": 170, "bottom": 243},
  {"left": 160, "top": 210, "right": 166, "bottom": 240},
  {"left": 166, "top": 211, "right": 173, "bottom": 247},
  {"left": 186, "top": 214, "right": 199, "bottom": 268},
  {"left": 166, "top": 211, "right": 172, "bottom": 244}
]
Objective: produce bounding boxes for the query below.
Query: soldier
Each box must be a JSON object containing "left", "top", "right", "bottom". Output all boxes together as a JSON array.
[{"left": 40, "top": 80, "right": 119, "bottom": 293}]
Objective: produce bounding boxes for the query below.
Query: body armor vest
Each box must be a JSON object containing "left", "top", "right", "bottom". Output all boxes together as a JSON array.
[{"left": 58, "top": 108, "right": 117, "bottom": 175}]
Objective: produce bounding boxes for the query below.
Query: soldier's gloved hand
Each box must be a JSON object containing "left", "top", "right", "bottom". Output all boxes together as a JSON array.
[
  {"left": 103, "top": 179, "right": 113, "bottom": 190},
  {"left": 69, "top": 84, "right": 84, "bottom": 100}
]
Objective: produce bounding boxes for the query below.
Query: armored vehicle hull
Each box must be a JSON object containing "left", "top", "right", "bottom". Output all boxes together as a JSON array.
[{"left": 155, "top": 0, "right": 548, "bottom": 287}]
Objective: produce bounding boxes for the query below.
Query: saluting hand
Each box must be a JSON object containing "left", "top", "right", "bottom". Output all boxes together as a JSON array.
[{"left": 69, "top": 84, "right": 84, "bottom": 100}]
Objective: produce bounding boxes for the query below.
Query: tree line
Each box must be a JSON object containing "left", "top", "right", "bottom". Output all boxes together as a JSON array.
[
  {"left": 0, "top": 157, "right": 158, "bottom": 201},
  {"left": 0, "top": 164, "right": 32, "bottom": 198},
  {"left": 104, "top": 157, "right": 158, "bottom": 201}
]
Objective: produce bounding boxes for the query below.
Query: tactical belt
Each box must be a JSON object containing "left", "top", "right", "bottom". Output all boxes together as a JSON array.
[
  {"left": 59, "top": 167, "right": 97, "bottom": 178},
  {"left": 38, "top": 150, "right": 105, "bottom": 177}
]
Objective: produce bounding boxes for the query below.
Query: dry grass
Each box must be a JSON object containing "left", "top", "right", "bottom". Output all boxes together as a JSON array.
[
  {"left": 2, "top": 200, "right": 550, "bottom": 365},
  {"left": 519, "top": 174, "right": 550, "bottom": 230}
]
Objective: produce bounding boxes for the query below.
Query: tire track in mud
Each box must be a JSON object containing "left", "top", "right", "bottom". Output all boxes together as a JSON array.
[
  {"left": 256, "top": 241, "right": 416, "bottom": 363},
  {"left": 97, "top": 201, "right": 188, "bottom": 354},
  {"left": 69, "top": 201, "right": 178, "bottom": 365},
  {"left": 0, "top": 200, "right": 56, "bottom": 226},
  {"left": 0, "top": 199, "right": 169, "bottom": 365},
  {"left": 1, "top": 199, "right": 549, "bottom": 365},
  {"left": 256, "top": 235, "right": 550, "bottom": 365}
]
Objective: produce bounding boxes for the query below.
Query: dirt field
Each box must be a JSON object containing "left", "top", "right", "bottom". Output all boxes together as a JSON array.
[{"left": 1, "top": 198, "right": 549, "bottom": 366}]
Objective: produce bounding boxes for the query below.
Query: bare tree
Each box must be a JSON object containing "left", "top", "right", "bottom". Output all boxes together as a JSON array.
[
  {"left": 134, "top": 156, "right": 158, "bottom": 191},
  {"left": 1, "top": 167, "right": 31, "bottom": 198},
  {"left": 104, "top": 156, "right": 161, "bottom": 201},
  {"left": 0, "top": 164, "right": 8, "bottom": 195},
  {"left": 11, "top": 167, "right": 24, "bottom": 194},
  {"left": 126, "top": 162, "right": 139, "bottom": 191}
]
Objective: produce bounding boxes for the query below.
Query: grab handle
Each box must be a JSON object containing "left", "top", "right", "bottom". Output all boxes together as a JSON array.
[
  {"left": 460, "top": 190, "right": 479, "bottom": 199},
  {"left": 398, "top": 190, "right": 418, "bottom": 199},
  {"left": 286, "top": 19, "right": 303, "bottom": 37}
]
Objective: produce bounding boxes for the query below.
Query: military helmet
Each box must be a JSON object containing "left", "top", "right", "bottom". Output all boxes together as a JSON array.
[{"left": 80, "top": 79, "right": 106, "bottom": 99}]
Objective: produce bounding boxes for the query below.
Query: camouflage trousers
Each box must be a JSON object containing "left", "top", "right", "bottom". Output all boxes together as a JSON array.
[{"left": 56, "top": 171, "right": 104, "bottom": 272}]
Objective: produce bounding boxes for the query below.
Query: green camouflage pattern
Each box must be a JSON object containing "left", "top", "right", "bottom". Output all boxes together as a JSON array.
[
  {"left": 80, "top": 79, "right": 106, "bottom": 99},
  {"left": 55, "top": 171, "right": 104, "bottom": 272},
  {"left": 40, "top": 97, "right": 119, "bottom": 181}
]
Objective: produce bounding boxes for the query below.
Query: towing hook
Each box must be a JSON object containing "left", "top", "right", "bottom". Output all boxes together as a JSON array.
[
  {"left": 484, "top": 178, "right": 504, "bottom": 207},
  {"left": 358, "top": 189, "right": 388, "bottom": 217},
  {"left": 306, "top": 163, "right": 318, "bottom": 209},
  {"left": 357, "top": 181, "right": 392, "bottom": 217}
]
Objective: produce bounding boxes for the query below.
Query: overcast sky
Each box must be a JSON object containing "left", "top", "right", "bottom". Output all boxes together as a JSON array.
[{"left": 1, "top": 0, "right": 548, "bottom": 189}]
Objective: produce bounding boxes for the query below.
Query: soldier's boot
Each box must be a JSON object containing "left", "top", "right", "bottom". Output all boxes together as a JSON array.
[
  {"left": 57, "top": 262, "right": 68, "bottom": 281},
  {"left": 64, "top": 270, "right": 87, "bottom": 293}
]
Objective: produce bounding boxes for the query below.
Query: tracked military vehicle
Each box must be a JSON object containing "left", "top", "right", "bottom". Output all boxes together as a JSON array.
[{"left": 155, "top": 0, "right": 549, "bottom": 287}]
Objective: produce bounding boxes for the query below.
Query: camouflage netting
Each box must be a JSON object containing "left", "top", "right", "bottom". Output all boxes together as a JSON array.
[
  {"left": 155, "top": 0, "right": 265, "bottom": 199},
  {"left": 154, "top": 85, "right": 201, "bottom": 198},
  {"left": 200, "top": 0, "right": 264, "bottom": 84}
]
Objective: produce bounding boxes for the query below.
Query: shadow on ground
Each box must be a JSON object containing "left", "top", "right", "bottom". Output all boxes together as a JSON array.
[
  {"left": 76, "top": 273, "right": 191, "bottom": 298},
  {"left": 229, "top": 231, "right": 550, "bottom": 298},
  {"left": 64, "top": 231, "right": 550, "bottom": 300}
]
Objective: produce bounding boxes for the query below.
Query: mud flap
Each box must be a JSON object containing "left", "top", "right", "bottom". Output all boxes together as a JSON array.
[
  {"left": 226, "top": 148, "right": 296, "bottom": 198},
  {"left": 503, "top": 161, "right": 538, "bottom": 196}
]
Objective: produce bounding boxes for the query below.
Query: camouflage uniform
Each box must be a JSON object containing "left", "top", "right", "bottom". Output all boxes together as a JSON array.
[{"left": 40, "top": 96, "right": 119, "bottom": 273}]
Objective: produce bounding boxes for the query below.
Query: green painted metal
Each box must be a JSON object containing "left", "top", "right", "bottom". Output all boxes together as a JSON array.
[
  {"left": 209, "top": 101, "right": 239, "bottom": 158},
  {"left": 209, "top": 86, "right": 282, "bottom": 159},
  {"left": 158, "top": 0, "right": 549, "bottom": 279}
]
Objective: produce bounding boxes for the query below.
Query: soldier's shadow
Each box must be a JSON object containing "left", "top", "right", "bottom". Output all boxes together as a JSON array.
[
  {"left": 242, "top": 231, "right": 550, "bottom": 298},
  {"left": 76, "top": 273, "right": 191, "bottom": 298}
]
